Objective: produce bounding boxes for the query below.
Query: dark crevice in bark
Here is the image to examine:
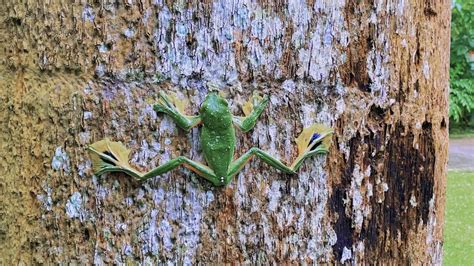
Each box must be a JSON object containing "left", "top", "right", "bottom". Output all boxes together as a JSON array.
[
  {"left": 329, "top": 134, "right": 358, "bottom": 261},
  {"left": 424, "top": 0, "right": 438, "bottom": 17},
  {"left": 397, "top": 71, "right": 407, "bottom": 111},
  {"left": 330, "top": 105, "right": 436, "bottom": 262},
  {"left": 340, "top": 1, "right": 374, "bottom": 92},
  {"left": 440, "top": 117, "right": 447, "bottom": 129},
  {"left": 360, "top": 121, "right": 435, "bottom": 261},
  {"left": 368, "top": 105, "right": 386, "bottom": 122}
]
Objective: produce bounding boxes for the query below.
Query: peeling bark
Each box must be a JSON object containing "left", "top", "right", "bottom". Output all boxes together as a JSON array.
[{"left": 0, "top": 0, "right": 449, "bottom": 264}]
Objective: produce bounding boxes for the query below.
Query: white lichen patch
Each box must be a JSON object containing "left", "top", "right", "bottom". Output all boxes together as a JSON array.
[
  {"left": 410, "top": 194, "right": 418, "bottom": 207},
  {"left": 267, "top": 125, "right": 279, "bottom": 158},
  {"left": 267, "top": 181, "right": 281, "bottom": 212},
  {"left": 336, "top": 98, "right": 346, "bottom": 116},
  {"left": 123, "top": 28, "right": 135, "bottom": 38},
  {"left": 353, "top": 164, "right": 364, "bottom": 186},
  {"left": 426, "top": 196, "right": 436, "bottom": 245},
  {"left": 77, "top": 160, "right": 91, "bottom": 177},
  {"left": 282, "top": 79, "right": 296, "bottom": 93},
  {"left": 141, "top": 209, "right": 159, "bottom": 255},
  {"left": 37, "top": 181, "right": 53, "bottom": 211},
  {"left": 78, "top": 131, "right": 91, "bottom": 145},
  {"left": 340, "top": 246, "right": 352, "bottom": 263},
  {"left": 130, "top": 139, "right": 160, "bottom": 168},
  {"left": 137, "top": 183, "right": 215, "bottom": 263},
  {"left": 137, "top": 104, "right": 157, "bottom": 126},
  {"left": 95, "top": 64, "right": 105, "bottom": 77},
  {"left": 159, "top": 116, "right": 177, "bottom": 134},
  {"left": 122, "top": 243, "right": 132, "bottom": 257},
  {"left": 352, "top": 189, "right": 364, "bottom": 230},
  {"left": 350, "top": 164, "right": 372, "bottom": 231},
  {"left": 97, "top": 44, "right": 109, "bottom": 53},
  {"left": 367, "top": 182, "right": 373, "bottom": 198},
  {"left": 51, "top": 146, "right": 70, "bottom": 173},
  {"left": 366, "top": 7, "right": 392, "bottom": 105},
  {"left": 81, "top": 5, "right": 95, "bottom": 22},
  {"left": 423, "top": 60, "right": 431, "bottom": 79},
  {"left": 92, "top": 175, "right": 110, "bottom": 201},
  {"left": 65, "top": 192, "right": 87, "bottom": 221},
  {"left": 83, "top": 111, "right": 92, "bottom": 120}
]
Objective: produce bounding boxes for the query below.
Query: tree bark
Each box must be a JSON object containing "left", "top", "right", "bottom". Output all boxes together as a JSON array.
[{"left": 0, "top": 0, "right": 449, "bottom": 264}]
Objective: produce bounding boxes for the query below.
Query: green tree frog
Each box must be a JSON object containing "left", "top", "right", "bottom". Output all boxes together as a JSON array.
[{"left": 88, "top": 90, "right": 333, "bottom": 187}]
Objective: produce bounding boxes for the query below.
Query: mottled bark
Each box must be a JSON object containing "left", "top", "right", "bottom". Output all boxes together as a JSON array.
[{"left": 0, "top": 0, "right": 449, "bottom": 264}]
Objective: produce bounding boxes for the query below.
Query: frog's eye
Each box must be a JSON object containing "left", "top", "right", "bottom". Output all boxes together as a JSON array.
[{"left": 220, "top": 98, "right": 228, "bottom": 106}]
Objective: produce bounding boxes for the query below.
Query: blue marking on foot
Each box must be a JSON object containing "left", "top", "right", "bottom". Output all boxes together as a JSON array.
[
  {"left": 308, "top": 133, "right": 321, "bottom": 146},
  {"left": 308, "top": 133, "right": 321, "bottom": 151}
]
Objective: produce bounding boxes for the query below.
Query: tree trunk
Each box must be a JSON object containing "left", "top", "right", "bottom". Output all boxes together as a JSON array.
[{"left": 0, "top": 0, "right": 449, "bottom": 264}]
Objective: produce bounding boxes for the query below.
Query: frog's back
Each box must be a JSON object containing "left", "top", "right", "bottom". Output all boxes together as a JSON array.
[
  {"left": 201, "top": 126, "right": 235, "bottom": 177},
  {"left": 199, "top": 93, "right": 235, "bottom": 178}
]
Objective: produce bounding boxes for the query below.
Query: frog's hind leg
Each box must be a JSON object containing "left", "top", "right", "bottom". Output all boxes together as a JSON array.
[
  {"left": 141, "top": 156, "right": 220, "bottom": 186},
  {"left": 227, "top": 124, "right": 333, "bottom": 178},
  {"left": 88, "top": 138, "right": 221, "bottom": 185},
  {"left": 153, "top": 91, "right": 201, "bottom": 131},
  {"left": 227, "top": 147, "right": 296, "bottom": 179}
]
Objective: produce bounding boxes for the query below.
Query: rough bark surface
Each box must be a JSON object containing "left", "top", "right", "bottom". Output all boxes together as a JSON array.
[{"left": 0, "top": 0, "right": 449, "bottom": 264}]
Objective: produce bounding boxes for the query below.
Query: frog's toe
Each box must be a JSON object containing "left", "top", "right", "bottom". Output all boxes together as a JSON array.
[
  {"left": 157, "top": 91, "right": 188, "bottom": 114},
  {"left": 295, "top": 124, "right": 333, "bottom": 157},
  {"left": 158, "top": 92, "right": 174, "bottom": 108},
  {"left": 257, "top": 94, "right": 269, "bottom": 105},
  {"left": 88, "top": 138, "right": 142, "bottom": 177},
  {"left": 251, "top": 91, "right": 266, "bottom": 104},
  {"left": 242, "top": 92, "right": 268, "bottom": 116},
  {"left": 153, "top": 103, "right": 168, "bottom": 113}
]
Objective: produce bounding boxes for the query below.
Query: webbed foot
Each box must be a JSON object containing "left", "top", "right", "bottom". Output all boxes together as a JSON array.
[
  {"left": 291, "top": 124, "right": 333, "bottom": 169},
  {"left": 88, "top": 138, "right": 143, "bottom": 179},
  {"left": 242, "top": 91, "right": 269, "bottom": 117},
  {"left": 233, "top": 91, "right": 269, "bottom": 132},
  {"left": 153, "top": 91, "right": 201, "bottom": 131},
  {"left": 153, "top": 91, "right": 188, "bottom": 115}
]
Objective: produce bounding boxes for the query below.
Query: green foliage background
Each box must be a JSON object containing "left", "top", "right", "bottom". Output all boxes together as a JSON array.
[{"left": 450, "top": 1, "right": 474, "bottom": 125}]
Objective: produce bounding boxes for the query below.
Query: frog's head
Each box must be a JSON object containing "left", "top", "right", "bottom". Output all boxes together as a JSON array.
[{"left": 200, "top": 92, "right": 232, "bottom": 129}]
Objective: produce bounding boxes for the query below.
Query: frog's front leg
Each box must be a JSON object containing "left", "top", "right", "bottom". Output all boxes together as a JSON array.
[
  {"left": 153, "top": 91, "right": 201, "bottom": 131},
  {"left": 226, "top": 124, "right": 333, "bottom": 178},
  {"left": 233, "top": 91, "right": 269, "bottom": 132},
  {"left": 88, "top": 138, "right": 222, "bottom": 186}
]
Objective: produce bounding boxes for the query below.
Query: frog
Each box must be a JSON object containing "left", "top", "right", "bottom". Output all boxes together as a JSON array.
[{"left": 88, "top": 89, "right": 333, "bottom": 187}]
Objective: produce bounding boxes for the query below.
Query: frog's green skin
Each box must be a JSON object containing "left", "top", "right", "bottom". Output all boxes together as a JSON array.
[{"left": 88, "top": 91, "right": 332, "bottom": 187}]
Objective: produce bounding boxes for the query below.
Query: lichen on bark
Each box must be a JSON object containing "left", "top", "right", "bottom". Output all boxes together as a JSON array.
[{"left": 0, "top": 0, "right": 449, "bottom": 264}]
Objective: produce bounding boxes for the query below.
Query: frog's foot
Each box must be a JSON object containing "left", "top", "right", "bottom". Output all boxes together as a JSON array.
[
  {"left": 291, "top": 124, "right": 333, "bottom": 169},
  {"left": 88, "top": 138, "right": 223, "bottom": 185},
  {"left": 153, "top": 91, "right": 188, "bottom": 115},
  {"left": 242, "top": 91, "right": 269, "bottom": 117},
  {"left": 153, "top": 91, "right": 201, "bottom": 131},
  {"left": 233, "top": 91, "right": 269, "bottom": 132},
  {"left": 88, "top": 138, "right": 143, "bottom": 179}
]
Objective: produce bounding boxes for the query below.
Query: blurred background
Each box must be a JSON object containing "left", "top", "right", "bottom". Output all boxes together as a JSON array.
[{"left": 445, "top": 0, "right": 474, "bottom": 265}]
